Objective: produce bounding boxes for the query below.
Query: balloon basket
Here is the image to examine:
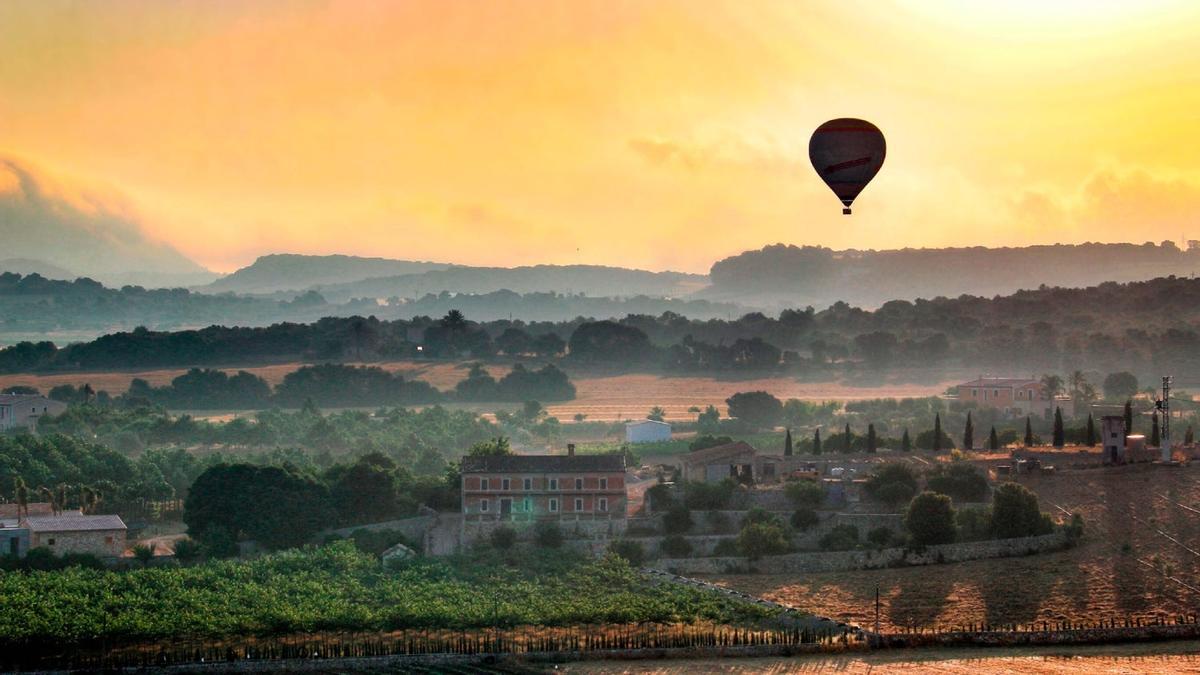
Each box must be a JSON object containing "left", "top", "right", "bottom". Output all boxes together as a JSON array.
[{"left": 843, "top": 208, "right": 852, "bottom": 215}]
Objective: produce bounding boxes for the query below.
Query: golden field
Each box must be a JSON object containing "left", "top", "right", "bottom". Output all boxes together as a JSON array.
[
  {"left": 711, "top": 462, "right": 1200, "bottom": 633},
  {"left": 0, "top": 361, "right": 952, "bottom": 420}
]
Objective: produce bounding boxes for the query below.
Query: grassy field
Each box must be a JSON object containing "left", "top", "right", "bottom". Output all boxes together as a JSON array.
[{"left": 711, "top": 461, "right": 1200, "bottom": 632}]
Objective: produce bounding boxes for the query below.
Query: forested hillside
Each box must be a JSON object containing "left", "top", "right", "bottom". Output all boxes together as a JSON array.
[
  {"left": 707, "top": 241, "right": 1200, "bottom": 308},
  {"left": 4, "top": 276, "right": 1200, "bottom": 378}
]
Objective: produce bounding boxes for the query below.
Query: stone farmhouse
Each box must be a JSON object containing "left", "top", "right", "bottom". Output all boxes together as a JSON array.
[{"left": 0, "top": 505, "right": 127, "bottom": 559}]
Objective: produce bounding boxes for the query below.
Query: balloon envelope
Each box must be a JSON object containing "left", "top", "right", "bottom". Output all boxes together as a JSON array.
[{"left": 808, "top": 118, "right": 885, "bottom": 214}]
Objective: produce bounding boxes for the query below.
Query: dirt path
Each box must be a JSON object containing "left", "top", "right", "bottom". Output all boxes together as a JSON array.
[{"left": 561, "top": 640, "right": 1200, "bottom": 673}]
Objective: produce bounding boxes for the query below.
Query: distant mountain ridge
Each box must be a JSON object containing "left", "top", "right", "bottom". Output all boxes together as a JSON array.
[
  {"left": 199, "top": 254, "right": 453, "bottom": 294},
  {"left": 309, "top": 263, "right": 707, "bottom": 303},
  {"left": 0, "top": 258, "right": 74, "bottom": 280},
  {"left": 704, "top": 242, "right": 1200, "bottom": 309}
]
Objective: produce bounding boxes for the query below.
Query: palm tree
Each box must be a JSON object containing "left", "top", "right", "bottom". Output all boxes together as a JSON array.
[
  {"left": 14, "top": 477, "right": 29, "bottom": 520},
  {"left": 1040, "top": 374, "right": 1065, "bottom": 400},
  {"left": 39, "top": 486, "right": 58, "bottom": 516}
]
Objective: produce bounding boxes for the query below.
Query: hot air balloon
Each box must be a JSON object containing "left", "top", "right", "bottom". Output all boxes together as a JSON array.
[{"left": 809, "top": 118, "right": 885, "bottom": 215}]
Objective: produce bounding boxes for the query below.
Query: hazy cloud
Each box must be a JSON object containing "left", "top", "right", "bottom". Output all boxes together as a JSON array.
[{"left": 0, "top": 156, "right": 212, "bottom": 285}]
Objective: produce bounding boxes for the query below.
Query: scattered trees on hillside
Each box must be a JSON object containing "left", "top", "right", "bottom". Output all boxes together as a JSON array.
[{"left": 1104, "top": 372, "right": 1139, "bottom": 401}]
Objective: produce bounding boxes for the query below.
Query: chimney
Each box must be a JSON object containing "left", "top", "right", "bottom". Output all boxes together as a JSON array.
[{"left": 567, "top": 443, "right": 575, "bottom": 457}]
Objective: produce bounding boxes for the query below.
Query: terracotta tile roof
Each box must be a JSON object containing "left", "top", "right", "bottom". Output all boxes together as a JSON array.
[
  {"left": 460, "top": 454, "right": 625, "bottom": 473},
  {"left": 683, "top": 441, "right": 757, "bottom": 464}
]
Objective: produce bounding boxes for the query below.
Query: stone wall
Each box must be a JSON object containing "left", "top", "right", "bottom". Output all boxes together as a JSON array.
[
  {"left": 31, "top": 528, "right": 125, "bottom": 558},
  {"left": 654, "top": 531, "right": 1070, "bottom": 575}
]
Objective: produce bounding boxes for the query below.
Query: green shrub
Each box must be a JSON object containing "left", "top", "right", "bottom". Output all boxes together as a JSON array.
[
  {"left": 955, "top": 506, "right": 992, "bottom": 542},
  {"left": 171, "top": 538, "right": 204, "bottom": 563},
  {"left": 926, "top": 463, "right": 989, "bottom": 502},
  {"left": 784, "top": 480, "right": 824, "bottom": 509},
  {"left": 741, "top": 507, "right": 782, "bottom": 528},
  {"left": 713, "top": 539, "right": 740, "bottom": 556},
  {"left": 737, "top": 522, "right": 789, "bottom": 561},
  {"left": 662, "top": 505, "right": 694, "bottom": 534},
  {"left": 660, "top": 534, "right": 693, "bottom": 558},
  {"left": 608, "top": 539, "right": 645, "bottom": 565},
  {"left": 490, "top": 525, "right": 517, "bottom": 550},
  {"left": 645, "top": 483, "right": 676, "bottom": 511},
  {"left": 790, "top": 507, "right": 819, "bottom": 531},
  {"left": 905, "top": 491, "right": 957, "bottom": 546},
  {"left": 819, "top": 524, "right": 860, "bottom": 551},
  {"left": 866, "top": 526, "right": 894, "bottom": 549},
  {"left": 864, "top": 463, "right": 919, "bottom": 507},
  {"left": 683, "top": 480, "right": 736, "bottom": 510},
  {"left": 991, "top": 482, "right": 1054, "bottom": 539},
  {"left": 534, "top": 521, "right": 564, "bottom": 548},
  {"left": 706, "top": 511, "right": 732, "bottom": 533}
]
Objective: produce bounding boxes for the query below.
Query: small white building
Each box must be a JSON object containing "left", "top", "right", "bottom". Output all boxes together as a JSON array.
[
  {"left": 625, "top": 419, "right": 671, "bottom": 444},
  {"left": 0, "top": 395, "right": 67, "bottom": 432}
]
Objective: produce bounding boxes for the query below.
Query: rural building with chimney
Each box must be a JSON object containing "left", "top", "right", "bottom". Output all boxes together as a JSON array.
[
  {"left": 953, "top": 377, "right": 1073, "bottom": 419},
  {"left": 459, "top": 448, "right": 627, "bottom": 544}
]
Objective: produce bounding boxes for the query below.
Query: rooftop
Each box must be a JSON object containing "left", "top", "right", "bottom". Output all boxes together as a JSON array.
[
  {"left": 23, "top": 513, "right": 127, "bottom": 533},
  {"left": 460, "top": 454, "right": 626, "bottom": 473},
  {"left": 684, "top": 441, "right": 757, "bottom": 464},
  {"left": 0, "top": 394, "right": 55, "bottom": 405},
  {"left": 958, "top": 378, "right": 1040, "bottom": 388},
  {"left": 627, "top": 419, "right": 670, "bottom": 427}
]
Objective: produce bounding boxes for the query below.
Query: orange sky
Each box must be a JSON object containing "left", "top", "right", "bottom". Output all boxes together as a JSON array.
[{"left": 3, "top": 0, "right": 1199, "bottom": 273}]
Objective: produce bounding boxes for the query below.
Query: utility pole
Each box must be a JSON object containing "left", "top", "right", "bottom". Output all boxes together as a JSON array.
[
  {"left": 1160, "top": 376, "right": 1172, "bottom": 462},
  {"left": 874, "top": 585, "right": 881, "bottom": 636}
]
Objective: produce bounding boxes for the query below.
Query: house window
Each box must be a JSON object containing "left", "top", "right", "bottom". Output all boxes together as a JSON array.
[
  {"left": 523, "top": 498, "right": 531, "bottom": 512},
  {"left": 105, "top": 536, "right": 113, "bottom": 544},
  {"left": 575, "top": 478, "right": 583, "bottom": 491},
  {"left": 1111, "top": 432, "right": 1118, "bottom": 439},
  {"left": 549, "top": 498, "right": 559, "bottom": 512},
  {"left": 549, "top": 478, "right": 558, "bottom": 490},
  {"left": 502, "top": 478, "right": 510, "bottom": 491},
  {"left": 599, "top": 478, "right": 608, "bottom": 490},
  {"left": 481, "top": 478, "right": 489, "bottom": 490},
  {"left": 994, "top": 390, "right": 999, "bottom": 397},
  {"left": 523, "top": 478, "right": 532, "bottom": 490},
  {"left": 599, "top": 498, "right": 608, "bottom": 512},
  {"left": 972, "top": 388, "right": 978, "bottom": 397},
  {"left": 480, "top": 499, "right": 489, "bottom": 513},
  {"left": 47, "top": 538, "right": 55, "bottom": 546},
  {"left": 574, "top": 498, "right": 583, "bottom": 512}
]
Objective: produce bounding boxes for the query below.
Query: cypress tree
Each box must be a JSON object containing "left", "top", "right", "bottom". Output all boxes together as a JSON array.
[
  {"left": 867, "top": 423, "right": 878, "bottom": 453},
  {"left": 1085, "top": 414, "right": 1096, "bottom": 447},
  {"left": 963, "top": 411, "right": 974, "bottom": 451},
  {"left": 1151, "top": 410, "right": 1161, "bottom": 447},
  {"left": 843, "top": 423, "right": 852, "bottom": 453},
  {"left": 784, "top": 428, "right": 793, "bottom": 457},
  {"left": 1186, "top": 425, "right": 1195, "bottom": 445},
  {"left": 901, "top": 428, "right": 911, "bottom": 452},
  {"left": 1053, "top": 407, "right": 1065, "bottom": 448},
  {"left": 1024, "top": 416, "right": 1034, "bottom": 447},
  {"left": 988, "top": 426, "right": 999, "bottom": 451},
  {"left": 933, "top": 413, "right": 943, "bottom": 453},
  {"left": 1123, "top": 399, "right": 1133, "bottom": 439},
  {"left": 812, "top": 428, "right": 822, "bottom": 455}
]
